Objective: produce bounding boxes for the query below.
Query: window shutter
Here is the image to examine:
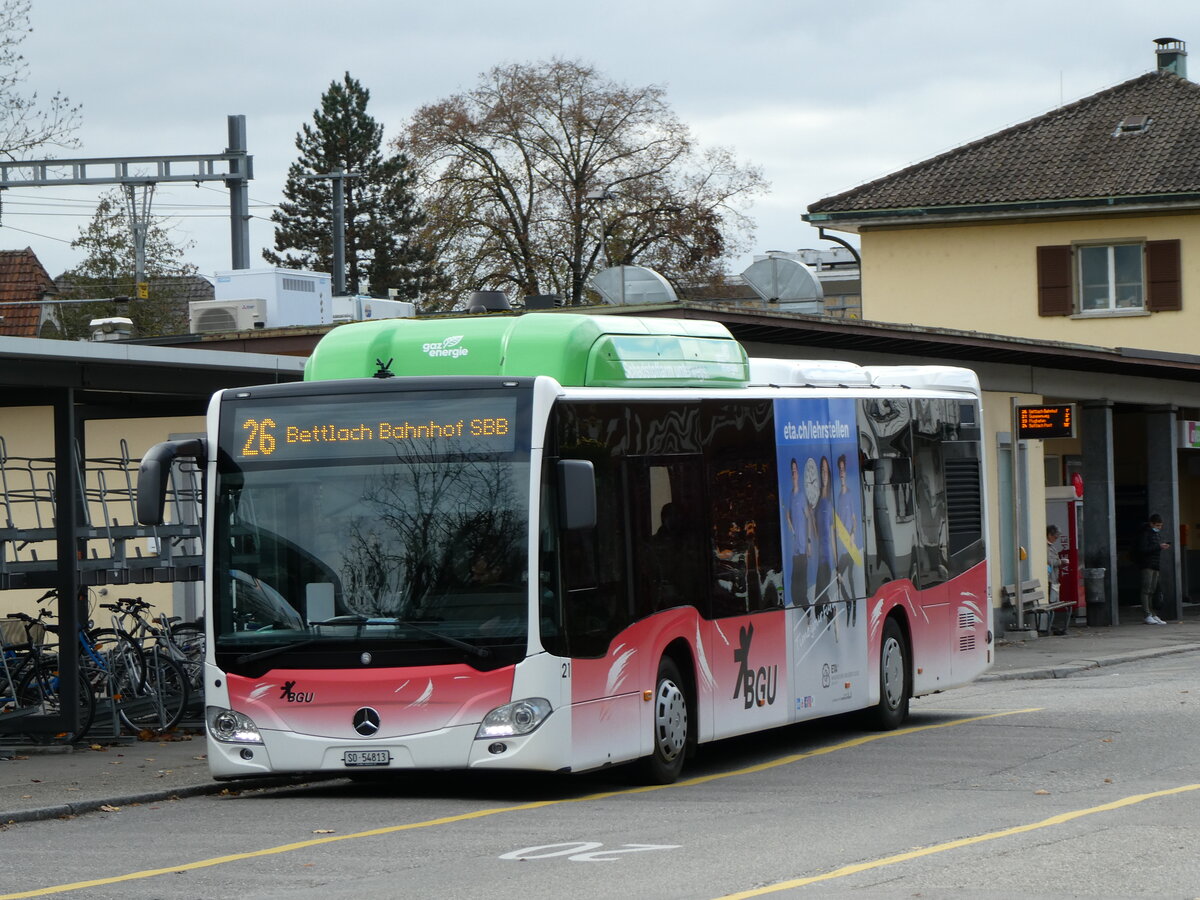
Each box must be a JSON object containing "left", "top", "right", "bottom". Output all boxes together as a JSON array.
[
  {"left": 1037, "top": 245, "right": 1072, "bottom": 316},
  {"left": 1146, "top": 239, "right": 1182, "bottom": 311}
]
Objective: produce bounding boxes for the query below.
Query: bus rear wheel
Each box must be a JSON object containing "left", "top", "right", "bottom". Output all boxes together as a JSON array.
[
  {"left": 867, "top": 618, "right": 909, "bottom": 730},
  {"left": 642, "top": 657, "right": 689, "bottom": 784}
]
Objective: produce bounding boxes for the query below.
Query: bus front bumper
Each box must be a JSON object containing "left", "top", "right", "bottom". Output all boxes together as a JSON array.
[{"left": 205, "top": 708, "right": 570, "bottom": 779}]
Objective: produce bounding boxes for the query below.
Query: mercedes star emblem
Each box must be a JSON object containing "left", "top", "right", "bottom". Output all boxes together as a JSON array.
[{"left": 352, "top": 707, "right": 381, "bottom": 736}]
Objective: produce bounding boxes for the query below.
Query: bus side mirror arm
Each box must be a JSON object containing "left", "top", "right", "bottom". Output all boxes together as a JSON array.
[
  {"left": 137, "top": 438, "right": 207, "bottom": 526},
  {"left": 557, "top": 459, "right": 596, "bottom": 531}
]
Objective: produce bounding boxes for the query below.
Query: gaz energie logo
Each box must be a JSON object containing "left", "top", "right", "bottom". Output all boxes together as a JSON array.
[{"left": 422, "top": 335, "right": 469, "bottom": 358}]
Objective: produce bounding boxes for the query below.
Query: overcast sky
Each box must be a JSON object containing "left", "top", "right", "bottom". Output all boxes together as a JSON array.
[{"left": 6, "top": 1, "right": 1195, "bottom": 286}]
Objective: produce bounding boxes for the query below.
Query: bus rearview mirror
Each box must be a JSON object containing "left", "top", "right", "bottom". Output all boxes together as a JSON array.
[
  {"left": 557, "top": 459, "right": 596, "bottom": 530},
  {"left": 137, "top": 438, "right": 207, "bottom": 526}
]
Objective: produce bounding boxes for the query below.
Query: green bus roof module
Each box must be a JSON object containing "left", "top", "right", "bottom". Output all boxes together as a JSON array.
[{"left": 303, "top": 313, "right": 751, "bottom": 388}]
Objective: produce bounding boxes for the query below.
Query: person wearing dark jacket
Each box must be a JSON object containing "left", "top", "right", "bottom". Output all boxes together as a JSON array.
[{"left": 1137, "top": 513, "right": 1171, "bottom": 625}]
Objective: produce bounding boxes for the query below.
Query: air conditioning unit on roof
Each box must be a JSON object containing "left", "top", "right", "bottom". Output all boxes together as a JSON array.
[{"left": 189, "top": 299, "right": 267, "bottom": 334}]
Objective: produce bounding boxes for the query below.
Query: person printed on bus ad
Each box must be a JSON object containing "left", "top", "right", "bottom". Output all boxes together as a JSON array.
[
  {"left": 1136, "top": 513, "right": 1171, "bottom": 625},
  {"left": 835, "top": 453, "right": 861, "bottom": 625},
  {"left": 786, "top": 458, "right": 814, "bottom": 611},
  {"left": 814, "top": 455, "right": 836, "bottom": 607}
]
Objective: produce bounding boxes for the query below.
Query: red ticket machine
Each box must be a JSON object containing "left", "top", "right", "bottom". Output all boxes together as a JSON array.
[{"left": 1047, "top": 489, "right": 1084, "bottom": 614}]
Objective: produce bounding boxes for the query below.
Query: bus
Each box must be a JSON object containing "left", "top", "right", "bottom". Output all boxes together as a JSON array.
[{"left": 138, "top": 313, "right": 992, "bottom": 784}]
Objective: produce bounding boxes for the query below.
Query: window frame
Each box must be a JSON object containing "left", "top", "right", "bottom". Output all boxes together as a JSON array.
[{"left": 1076, "top": 242, "right": 1145, "bottom": 313}]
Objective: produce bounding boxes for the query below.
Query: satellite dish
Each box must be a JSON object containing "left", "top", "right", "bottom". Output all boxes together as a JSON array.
[
  {"left": 741, "top": 256, "right": 824, "bottom": 307},
  {"left": 591, "top": 266, "right": 678, "bottom": 305}
]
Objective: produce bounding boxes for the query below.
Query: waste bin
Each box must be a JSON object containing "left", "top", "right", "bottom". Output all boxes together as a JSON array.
[{"left": 1082, "top": 567, "right": 1108, "bottom": 626}]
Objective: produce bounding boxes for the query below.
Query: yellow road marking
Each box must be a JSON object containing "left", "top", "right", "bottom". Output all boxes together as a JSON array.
[
  {"left": 0, "top": 709, "right": 1037, "bottom": 899},
  {"left": 713, "top": 782, "right": 1200, "bottom": 898}
]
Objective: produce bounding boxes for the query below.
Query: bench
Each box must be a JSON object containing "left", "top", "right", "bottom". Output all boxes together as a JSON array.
[{"left": 1001, "top": 579, "right": 1075, "bottom": 635}]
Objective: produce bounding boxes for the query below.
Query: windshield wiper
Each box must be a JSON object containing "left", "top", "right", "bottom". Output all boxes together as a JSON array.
[
  {"left": 234, "top": 616, "right": 491, "bottom": 664},
  {"left": 236, "top": 638, "right": 319, "bottom": 665},
  {"left": 312, "top": 614, "right": 490, "bottom": 658},
  {"left": 398, "top": 617, "right": 491, "bottom": 658}
]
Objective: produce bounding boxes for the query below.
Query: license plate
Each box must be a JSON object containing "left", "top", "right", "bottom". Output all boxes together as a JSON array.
[{"left": 343, "top": 750, "right": 391, "bottom": 767}]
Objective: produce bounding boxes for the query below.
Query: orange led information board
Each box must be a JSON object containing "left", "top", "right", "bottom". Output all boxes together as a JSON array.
[
  {"left": 228, "top": 395, "right": 518, "bottom": 461},
  {"left": 1017, "top": 404, "right": 1075, "bottom": 439}
]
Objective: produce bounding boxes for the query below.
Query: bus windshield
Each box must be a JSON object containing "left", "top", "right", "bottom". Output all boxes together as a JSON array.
[{"left": 213, "top": 389, "right": 531, "bottom": 669}]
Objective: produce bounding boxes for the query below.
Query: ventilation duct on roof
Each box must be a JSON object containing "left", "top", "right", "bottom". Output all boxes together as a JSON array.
[
  {"left": 467, "top": 290, "right": 512, "bottom": 313},
  {"left": 591, "top": 266, "right": 678, "bottom": 305},
  {"left": 740, "top": 253, "right": 825, "bottom": 312}
]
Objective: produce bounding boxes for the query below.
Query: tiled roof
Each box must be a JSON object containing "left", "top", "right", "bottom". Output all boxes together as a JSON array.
[
  {"left": 808, "top": 70, "right": 1200, "bottom": 216},
  {"left": 0, "top": 248, "right": 55, "bottom": 337}
]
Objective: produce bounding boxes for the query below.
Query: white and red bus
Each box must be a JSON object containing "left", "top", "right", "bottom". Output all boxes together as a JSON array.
[{"left": 138, "top": 313, "right": 992, "bottom": 783}]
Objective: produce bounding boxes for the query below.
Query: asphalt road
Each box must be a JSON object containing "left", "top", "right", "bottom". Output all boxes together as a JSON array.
[{"left": 2, "top": 654, "right": 1198, "bottom": 900}]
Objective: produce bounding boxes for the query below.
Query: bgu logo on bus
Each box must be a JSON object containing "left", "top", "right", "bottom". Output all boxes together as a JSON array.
[
  {"left": 422, "top": 335, "right": 470, "bottom": 359},
  {"left": 731, "top": 623, "right": 778, "bottom": 709}
]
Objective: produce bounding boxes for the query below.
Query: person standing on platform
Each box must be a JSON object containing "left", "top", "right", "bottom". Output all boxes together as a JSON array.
[{"left": 1136, "top": 513, "right": 1171, "bottom": 625}]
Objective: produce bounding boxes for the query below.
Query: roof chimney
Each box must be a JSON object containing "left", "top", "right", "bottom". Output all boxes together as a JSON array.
[{"left": 1155, "top": 37, "right": 1187, "bottom": 78}]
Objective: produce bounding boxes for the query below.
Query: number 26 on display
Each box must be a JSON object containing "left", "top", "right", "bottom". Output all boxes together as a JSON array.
[{"left": 242, "top": 418, "right": 277, "bottom": 456}]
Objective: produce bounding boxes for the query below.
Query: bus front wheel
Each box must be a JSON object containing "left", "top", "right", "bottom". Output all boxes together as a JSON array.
[
  {"left": 867, "top": 618, "right": 910, "bottom": 730},
  {"left": 642, "top": 657, "right": 689, "bottom": 784}
]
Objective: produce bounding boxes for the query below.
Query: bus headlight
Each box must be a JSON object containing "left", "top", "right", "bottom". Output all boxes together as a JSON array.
[
  {"left": 476, "top": 698, "right": 552, "bottom": 739},
  {"left": 206, "top": 706, "right": 263, "bottom": 744}
]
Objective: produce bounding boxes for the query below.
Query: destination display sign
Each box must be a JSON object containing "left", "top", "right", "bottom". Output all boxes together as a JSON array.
[
  {"left": 228, "top": 395, "right": 518, "bottom": 461},
  {"left": 1016, "top": 404, "right": 1075, "bottom": 440}
]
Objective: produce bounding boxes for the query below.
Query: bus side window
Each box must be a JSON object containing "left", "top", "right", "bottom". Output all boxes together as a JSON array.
[
  {"left": 859, "top": 398, "right": 917, "bottom": 595},
  {"left": 627, "top": 458, "right": 707, "bottom": 619},
  {"left": 708, "top": 455, "right": 783, "bottom": 617},
  {"left": 913, "top": 415, "right": 950, "bottom": 589}
]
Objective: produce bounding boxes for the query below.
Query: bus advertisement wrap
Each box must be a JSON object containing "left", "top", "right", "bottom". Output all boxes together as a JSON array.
[{"left": 775, "top": 397, "right": 868, "bottom": 714}]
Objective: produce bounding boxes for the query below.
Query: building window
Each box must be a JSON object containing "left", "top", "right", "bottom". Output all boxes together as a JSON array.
[
  {"left": 1037, "top": 239, "right": 1181, "bottom": 317},
  {"left": 1078, "top": 244, "right": 1143, "bottom": 311}
]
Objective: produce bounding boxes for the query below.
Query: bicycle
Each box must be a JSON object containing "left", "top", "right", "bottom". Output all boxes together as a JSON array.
[
  {"left": 101, "top": 597, "right": 203, "bottom": 696},
  {"left": 2, "top": 608, "right": 97, "bottom": 742},
  {"left": 91, "top": 598, "right": 191, "bottom": 732},
  {"left": 13, "top": 589, "right": 188, "bottom": 737}
]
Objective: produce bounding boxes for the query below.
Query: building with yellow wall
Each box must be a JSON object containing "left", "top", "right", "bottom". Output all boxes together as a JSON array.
[{"left": 806, "top": 38, "right": 1200, "bottom": 627}]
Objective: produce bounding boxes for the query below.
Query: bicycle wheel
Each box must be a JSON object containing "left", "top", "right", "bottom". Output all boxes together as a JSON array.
[
  {"left": 15, "top": 658, "right": 97, "bottom": 741},
  {"left": 118, "top": 651, "right": 189, "bottom": 732}
]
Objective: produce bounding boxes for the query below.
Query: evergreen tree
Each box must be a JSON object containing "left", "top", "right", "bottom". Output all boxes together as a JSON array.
[
  {"left": 265, "top": 72, "right": 443, "bottom": 301},
  {"left": 52, "top": 190, "right": 198, "bottom": 340}
]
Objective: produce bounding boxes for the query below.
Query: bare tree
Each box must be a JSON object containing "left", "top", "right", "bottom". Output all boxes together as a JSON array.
[
  {"left": 0, "top": 0, "right": 80, "bottom": 158},
  {"left": 401, "top": 59, "right": 766, "bottom": 309}
]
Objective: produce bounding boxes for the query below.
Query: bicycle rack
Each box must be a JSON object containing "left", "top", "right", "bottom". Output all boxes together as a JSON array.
[{"left": 1, "top": 435, "right": 204, "bottom": 591}]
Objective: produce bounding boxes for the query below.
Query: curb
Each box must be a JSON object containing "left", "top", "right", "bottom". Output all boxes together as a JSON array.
[
  {"left": 1, "top": 773, "right": 337, "bottom": 826},
  {"left": 979, "top": 641, "right": 1200, "bottom": 683}
]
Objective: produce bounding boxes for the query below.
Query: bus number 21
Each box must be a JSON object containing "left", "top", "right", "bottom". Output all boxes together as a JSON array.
[{"left": 242, "top": 418, "right": 277, "bottom": 456}]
